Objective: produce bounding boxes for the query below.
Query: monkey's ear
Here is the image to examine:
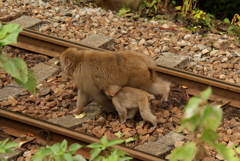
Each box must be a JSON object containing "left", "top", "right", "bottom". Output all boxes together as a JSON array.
[
  {"left": 65, "top": 57, "right": 70, "bottom": 66},
  {"left": 109, "top": 91, "right": 115, "bottom": 97}
]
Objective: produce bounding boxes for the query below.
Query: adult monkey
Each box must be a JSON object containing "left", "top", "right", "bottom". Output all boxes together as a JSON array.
[{"left": 60, "top": 48, "right": 170, "bottom": 114}]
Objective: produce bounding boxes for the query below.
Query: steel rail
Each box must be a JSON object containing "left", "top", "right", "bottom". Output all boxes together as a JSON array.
[
  {"left": 0, "top": 109, "right": 165, "bottom": 161},
  {"left": 156, "top": 65, "right": 240, "bottom": 108},
  {"left": 11, "top": 29, "right": 240, "bottom": 108},
  {"left": 13, "top": 28, "right": 105, "bottom": 57}
]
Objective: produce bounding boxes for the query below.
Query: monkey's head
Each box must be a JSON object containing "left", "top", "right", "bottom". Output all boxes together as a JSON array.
[
  {"left": 103, "top": 85, "right": 121, "bottom": 99},
  {"left": 59, "top": 48, "right": 83, "bottom": 77}
]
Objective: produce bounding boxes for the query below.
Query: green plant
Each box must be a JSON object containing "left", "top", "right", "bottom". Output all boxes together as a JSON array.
[
  {"left": 142, "top": 0, "right": 158, "bottom": 13},
  {"left": 31, "top": 135, "right": 132, "bottom": 161},
  {"left": 182, "top": 0, "right": 197, "bottom": 15},
  {"left": 0, "top": 138, "right": 19, "bottom": 161},
  {"left": 86, "top": 135, "right": 133, "bottom": 161},
  {"left": 169, "top": 87, "right": 240, "bottom": 161},
  {"left": 118, "top": 7, "right": 131, "bottom": 16},
  {"left": 227, "top": 25, "right": 240, "bottom": 37},
  {"left": 31, "top": 139, "right": 85, "bottom": 161},
  {"left": 0, "top": 23, "right": 36, "bottom": 94}
]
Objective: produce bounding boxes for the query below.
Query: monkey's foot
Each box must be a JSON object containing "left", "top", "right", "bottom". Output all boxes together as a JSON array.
[{"left": 69, "top": 109, "right": 82, "bottom": 115}]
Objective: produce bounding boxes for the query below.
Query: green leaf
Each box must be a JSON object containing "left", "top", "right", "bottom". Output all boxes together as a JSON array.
[
  {"left": 236, "top": 146, "right": 240, "bottom": 154},
  {"left": 86, "top": 143, "right": 102, "bottom": 149},
  {"left": 118, "top": 156, "right": 133, "bottom": 161},
  {"left": 89, "top": 148, "right": 102, "bottom": 161},
  {"left": 175, "top": 6, "right": 181, "bottom": 10},
  {"left": 31, "top": 148, "right": 52, "bottom": 161},
  {"left": 0, "top": 149, "right": 6, "bottom": 153},
  {"left": 0, "top": 139, "right": 8, "bottom": 148},
  {"left": 0, "top": 52, "right": 9, "bottom": 69},
  {"left": 4, "top": 142, "right": 19, "bottom": 149},
  {"left": 100, "top": 135, "right": 108, "bottom": 150},
  {"left": 60, "top": 139, "right": 68, "bottom": 153},
  {"left": 68, "top": 143, "right": 82, "bottom": 154},
  {"left": 200, "top": 87, "right": 212, "bottom": 100},
  {"left": 49, "top": 143, "right": 61, "bottom": 155},
  {"left": 223, "top": 18, "right": 230, "bottom": 24},
  {"left": 214, "top": 143, "right": 239, "bottom": 161},
  {"left": 0, "top": 23, "right": 19, "bottom": 36},
  {"left": 63, "top": 153, "right": 73, "bottom": 161},
  {"left": 15, "top": 70, "right": 36, "bottom": 94},
  {"left": 94, "top": 156, "right": 105, "bottom": 161},
  {"left": 179, "top": 115, "right": 199, "bottom": 132},
  {"left": 184, "top": 96, "right": 202, "bottom": 119},
  {"left": 109, "top": 148, "right": 129, "bottom": 157},
  {"left": 107, "top": 139, "right": 124, "bottom": 147},
  {"left": 0, "top": 26, "right": 23, "bottom": 46},
  {"left": 201, "top": 129, "right": 218, "bottom": 146},
  {"left": 114, "top": 131, "right": 123, "bottom": 138},
  {"left": 125, "top": 137, "right": 137, "bottom": 144},
  {"left": 201, "top": 105, "right": 222, "bottom": 131},
  {"left": 4, "top": 57, "right": 28, "bottom": 83},
  {"left": 72, "top": 155, "right": 87, "bottom": 161},
  {"left": 169, "top": 142, "right": 196, "bottom": 161}
]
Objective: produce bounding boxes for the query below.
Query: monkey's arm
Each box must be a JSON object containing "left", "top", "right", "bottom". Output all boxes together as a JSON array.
[
  {"left": 112, "top": 98, "right": 127, "bottom": 124},
  {"left": 73, "top": 89, "right": 91, "bottom": 114}
]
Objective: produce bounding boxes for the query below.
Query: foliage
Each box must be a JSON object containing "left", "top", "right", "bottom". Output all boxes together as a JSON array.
[
  {"left": 227, "top": 25, "right": 240, "bottom": 37},
  {"left": 31, "top": 135, "right": 132, "bottom": 161},
  {"left": 0, "top": 138, "right": 19, "bottom": 161},
  {"left": 169, "top": 87, "right": 240, "bottom": 161},
  {"left": 118, "top": 7, "right": 131, "bottom": 16},
  {"left": 0, "top": 23, "right": 36, "bottom": 94},
  {"left": 31, "top": 139, "right": 85, "bottom": 161},
  {"left": 86, "top": 135, "right": 132, "bottom": 161},
  {"left": 139, "top": 0, "right": 159, "bottom": 16}
]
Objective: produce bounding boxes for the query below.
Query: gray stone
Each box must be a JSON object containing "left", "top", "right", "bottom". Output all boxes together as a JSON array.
[
  {"left": 80, "top": 34, "right": 114, "bottom": 49},
  {"left": 31, "top": 63, "right": 60, "bottom": 84},
  {"left": 156, "top": 52, "right": 190, "bottom": 69},
  {"left": 134, "top": 131, "right": 184, "bottom": 156},
  {"left": 9, "top": 16, "right": 42, "bottom": 29},
  {"left": 197, "top": 44, "right": 206, "bottom": 50},
  {"left": 0, "top": 148, "right": 23, "bottom": 160},
  {"left": 48, "top": 102, "right": 101, "bottom": 129},
  {"left": 0, "top": 63, "right": 60, "bottom": 101}
]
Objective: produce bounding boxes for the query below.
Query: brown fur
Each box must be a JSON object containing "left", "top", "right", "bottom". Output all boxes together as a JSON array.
[
  {"left": 60, "top": 48, "right": 170, "bottom": 114},
  {"left": 94, "top": 0, "right": 142, "bottom": 11},
  {"left": 104, "top": 85, "right": 157, "bottom": 127}
]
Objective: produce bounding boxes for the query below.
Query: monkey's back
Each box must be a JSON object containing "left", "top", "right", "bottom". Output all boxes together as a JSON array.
[
  {"left": 113, "top": 87, "right": 151, "bottom": 109},
  {"left": 74, "top": 50, "right": 157, "bottom": 91}
]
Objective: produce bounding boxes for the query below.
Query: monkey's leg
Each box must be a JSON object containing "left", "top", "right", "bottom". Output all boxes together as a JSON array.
[
  {"left": 112, "top": 99, "right": 127, "bottom": 124},
  {"left": 149, "top": 77, "right": 170, "bottom": 103},
  {"left": 74, "top": 89, "right": 90, "bottom": 114},
  {"left": 139, "top": 100, "right": 157, "bottom": 127},
  {"left": 127, "top": 108, "right": 138, "bottom": 119}
]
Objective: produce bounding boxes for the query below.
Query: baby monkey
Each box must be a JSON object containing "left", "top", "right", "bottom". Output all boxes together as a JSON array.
[{"left": 103, "top": 85, "right": 157, "bottom": 127}]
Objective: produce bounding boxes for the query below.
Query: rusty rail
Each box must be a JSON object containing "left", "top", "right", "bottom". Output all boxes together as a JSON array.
[
  {"left": 11, "top": 29, "right": 240, "bottom": 108},
  {"left": 0, "top": 109, "right": 164, "bottom": 161},
  {"left": 13, "top": 28, "right": 105, "bottom": 57},
  {"left": 156, "top": 65, "right": 240, "bottom": 108}
]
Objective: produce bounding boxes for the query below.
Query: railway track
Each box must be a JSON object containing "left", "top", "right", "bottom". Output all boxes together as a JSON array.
[
  {"left": 0, "top": 28, "right": 240, "bottom": 160},
  {"left": 13, "top": 28, "right": 240, "bottom": 108}
]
